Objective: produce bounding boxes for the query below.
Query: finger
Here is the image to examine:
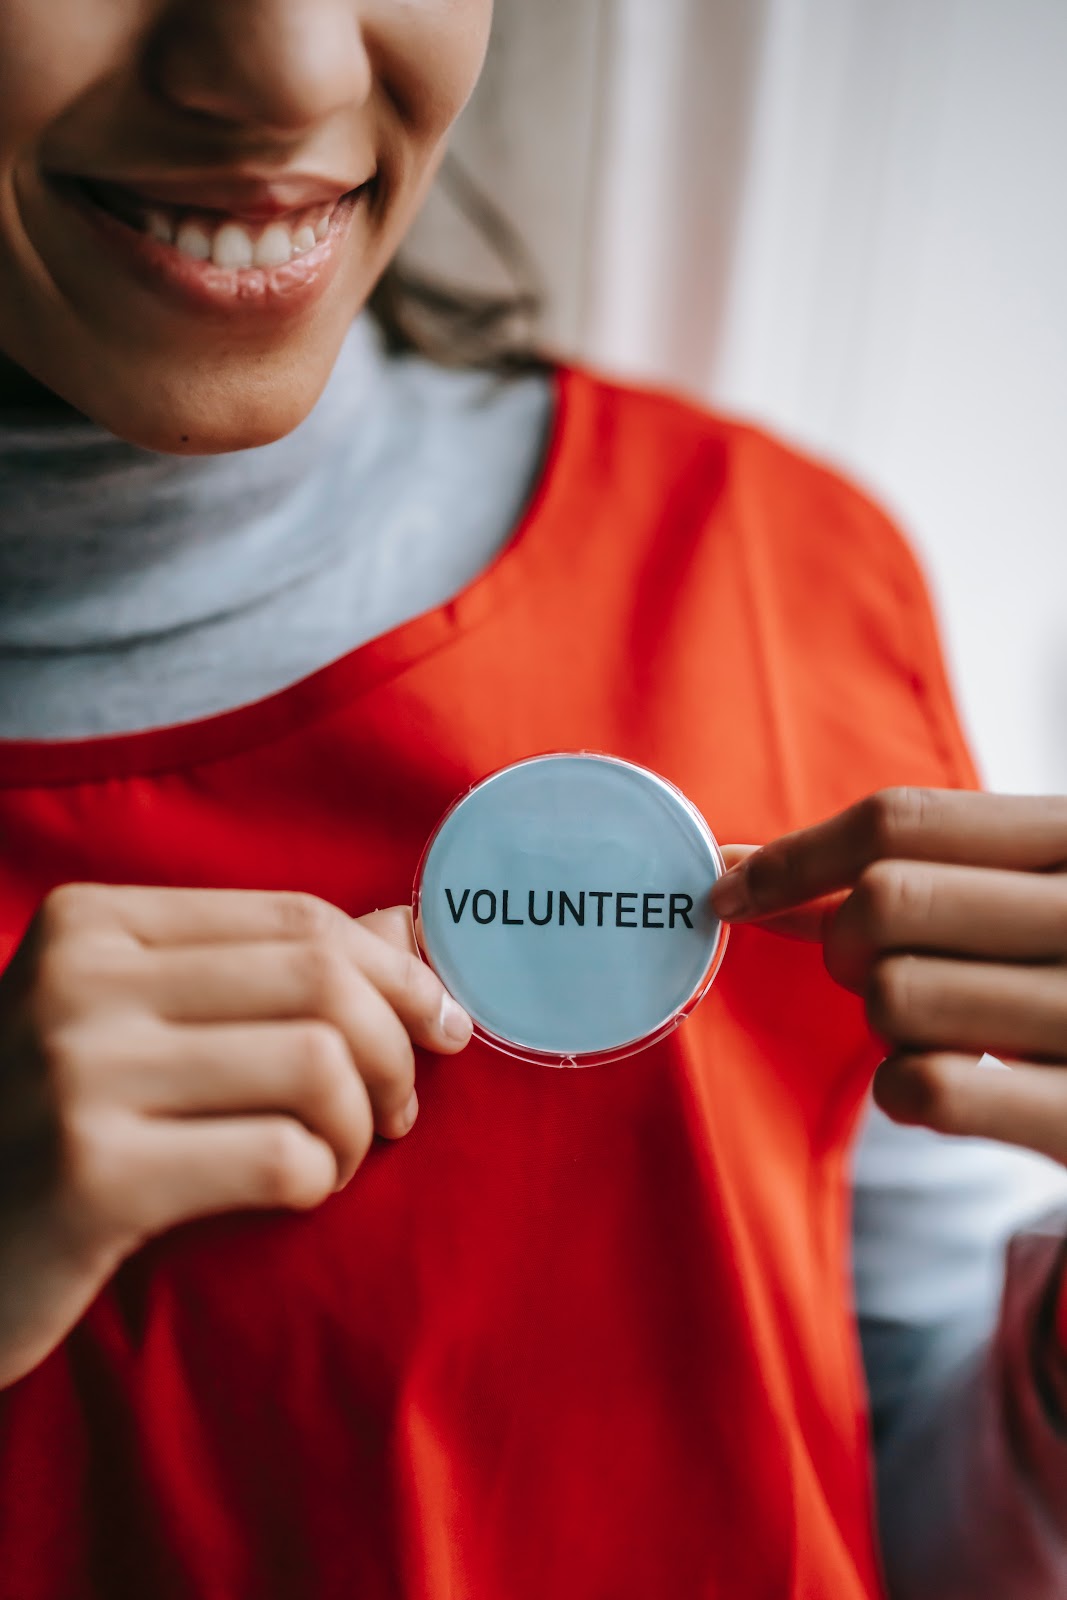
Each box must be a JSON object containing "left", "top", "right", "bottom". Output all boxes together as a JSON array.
[
  {"left": 711, "top": 790, "right": 1067, "bottom": 922},
  {"left": 864, "top": 955, "right": 1067, "bottom": 1061},
  {"left": 710, "top": 847, "right": 840, "bottom": 938},
  {"left": 120, "top": 1115, "right": 342, "bottom": 1234},
  {"left": 357, "top": 905, "right": 419, "bottom": 956},
  {"left": 49, "top": 882, "right": 360, "bottom": 950},
  {"left": 874, "top": 1051, "right": 1067, "bottom": 1166},
  {"left": 312, "top": 905, "right": 474, "bottom": 1054},
  {"left": 345, "top": 919, "right": 473, "bottom": 1055},
  {"left": 111, "top": 1021, "right": 375, "bottom": 1184},
  {"left": 144, "top": 921, "right": 469, "bottom": 1047},
  {"left": 719, "top": 846, "right": 761, "bottom": 872},
  {"left": 824, "top": 862, "right": 1067, "bottom": 991},
  {"left": 44, "top": 887, "right": 473, "bottom": 1056},
  {"left": 142, "top": 943, "right": 420, "bottom": 1138},
  {"left": 724, "top": 896, "right": 848, "bottom": 942},
  {"left": 357, "top": 907, "right": 475, "bottom": 1052}
]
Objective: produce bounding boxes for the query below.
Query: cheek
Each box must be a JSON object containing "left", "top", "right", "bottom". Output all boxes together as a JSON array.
[
  {"left": 0, "top": 4, "right": 130, "bottom": 149},
  {"left": 372, "top": 0, "right": 493, "bottom": 142}
]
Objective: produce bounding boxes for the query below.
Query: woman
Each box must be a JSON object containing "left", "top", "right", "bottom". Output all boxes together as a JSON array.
[{"left": 0, "top": 3, "right": 1065, "bottom": 1596}]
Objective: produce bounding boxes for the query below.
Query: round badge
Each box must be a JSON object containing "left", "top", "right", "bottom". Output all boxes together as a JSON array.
[{"left": 413, "top": 753, "right": 729, "bottom": 1066}]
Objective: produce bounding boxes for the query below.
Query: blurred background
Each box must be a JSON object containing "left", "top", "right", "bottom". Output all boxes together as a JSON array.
[{"left": 410, "top": 0, "right": 1067, "bottom": 798}]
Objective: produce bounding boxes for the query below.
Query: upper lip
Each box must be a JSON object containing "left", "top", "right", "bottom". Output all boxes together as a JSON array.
[{"left": 54, "top": 171, "right": 369, "bottom": 220}]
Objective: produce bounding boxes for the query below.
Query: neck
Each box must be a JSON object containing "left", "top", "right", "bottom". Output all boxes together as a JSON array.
[{"left": 0, "top": 317, "right": 389, "bottom": 650}]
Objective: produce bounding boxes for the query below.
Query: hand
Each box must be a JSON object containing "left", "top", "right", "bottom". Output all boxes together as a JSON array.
[
  {"left": 0, "top": 884, "right": 472, "bottom": 1388},
  {"left": 711, "top": 789, "right": 1067, "bottom": 1162}
]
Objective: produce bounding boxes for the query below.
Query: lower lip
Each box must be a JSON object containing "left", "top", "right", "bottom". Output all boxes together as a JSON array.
[{"left": 51, "top": 179, "right": 365, "bottom": 321}]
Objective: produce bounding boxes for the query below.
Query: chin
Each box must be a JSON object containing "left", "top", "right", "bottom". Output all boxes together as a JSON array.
[
  {"left": 144, "top": 407, "right": 319, "bottom": 458},
  {"left": 100, "top": 404, "right": 320, "bottom": 458},
  {"left": 85, "top": 352, "right": 339, "bottom": 456}
]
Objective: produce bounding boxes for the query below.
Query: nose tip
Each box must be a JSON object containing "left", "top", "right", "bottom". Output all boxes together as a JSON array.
[{"left": 149, "top": 2, "right": 373, "bottom": 134}]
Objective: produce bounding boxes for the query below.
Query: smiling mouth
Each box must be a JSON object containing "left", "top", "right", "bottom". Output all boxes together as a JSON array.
[{"left": 52, "top": 175, "right": 368, "bottom": 271}]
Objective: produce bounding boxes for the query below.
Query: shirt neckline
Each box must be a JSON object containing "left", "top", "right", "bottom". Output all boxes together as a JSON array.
[{"left": 0, "top": 364, "right": 576, "bottom": 790}]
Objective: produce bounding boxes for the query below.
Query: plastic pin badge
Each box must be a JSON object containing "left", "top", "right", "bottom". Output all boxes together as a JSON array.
[{"left": 413, "top": 753, "right": 729, "bottom": 1066}]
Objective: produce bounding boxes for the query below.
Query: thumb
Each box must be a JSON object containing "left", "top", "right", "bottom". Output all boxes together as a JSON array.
[{"left": 358, "top": 904, "right": 420, "bottom": 957}]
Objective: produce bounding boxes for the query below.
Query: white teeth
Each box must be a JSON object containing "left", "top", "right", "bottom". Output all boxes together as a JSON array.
[
  {"left": 212, "top": 222, "right": 255, "bottom": 269},
  {"left": 146, "top": 209, "right": 174, "bottom": 244},
  {"left": 156, "top": 209, "right": 332, "bottom": 268},
  {"left": 253, "top": 223, "right": 294, "bottom": 268},
  {"left": 174, "top": 221, "right": 212, "bottom": 261}
]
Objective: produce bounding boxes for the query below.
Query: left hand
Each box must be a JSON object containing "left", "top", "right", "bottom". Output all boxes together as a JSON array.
[{"left": 710, "top": 788, "right": 1067, "bottom": 1164}]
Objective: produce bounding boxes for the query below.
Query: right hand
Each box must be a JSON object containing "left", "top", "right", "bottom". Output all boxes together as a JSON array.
[{"left": 0, "top": 882, "right": 473, "bottom": 1389}]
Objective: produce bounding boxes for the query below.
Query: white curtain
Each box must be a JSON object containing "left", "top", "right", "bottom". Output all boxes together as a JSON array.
[{"left": 411, "top": 0, "right": 1067, "bottom": 795}]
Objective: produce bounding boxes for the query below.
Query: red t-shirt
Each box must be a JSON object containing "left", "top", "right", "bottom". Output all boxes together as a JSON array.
[{"left": 0, "top": 369, "right": 977, "bottom": 1599}]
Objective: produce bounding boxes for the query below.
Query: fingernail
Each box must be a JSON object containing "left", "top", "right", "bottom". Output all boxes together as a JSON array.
[
  {"left": 399, "top": 1090, "right": 419, "bottom": 1134},
  {"left": 439, "top": 993, "right": 473, "bottom": 1045},
  {"left": 711, "top": 868, "right": 751, "bottom": 920}
]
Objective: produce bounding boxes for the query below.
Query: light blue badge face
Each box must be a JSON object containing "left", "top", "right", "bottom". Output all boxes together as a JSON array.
[{"left": 414, "top": 754, "right": 728, "bottom": 1065}]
